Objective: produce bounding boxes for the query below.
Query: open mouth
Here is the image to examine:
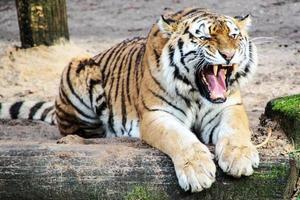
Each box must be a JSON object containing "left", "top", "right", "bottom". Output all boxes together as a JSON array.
[{"left": 196, "top": 64, "right": 236, "bottom": 103}]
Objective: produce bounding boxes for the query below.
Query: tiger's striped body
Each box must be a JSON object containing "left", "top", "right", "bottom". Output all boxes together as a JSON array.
[
  {"left": 56, "top": 37, "right": 146, "bottom": 138},
  {"left": 0, "top": 8, "right": 259, "bottom": 192}
]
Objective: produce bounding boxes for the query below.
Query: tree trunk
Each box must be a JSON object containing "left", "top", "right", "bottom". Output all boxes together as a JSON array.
[
  {"left": 0, "top": 138, "right": 298, "bottom": 200},
  {"left": 15, "top": 0, "right": 69, "bottom": 48}
]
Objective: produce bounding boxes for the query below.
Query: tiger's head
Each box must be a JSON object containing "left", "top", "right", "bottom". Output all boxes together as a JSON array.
[{"left": 152, "top": 8, "right": 257, "bottom": 103}]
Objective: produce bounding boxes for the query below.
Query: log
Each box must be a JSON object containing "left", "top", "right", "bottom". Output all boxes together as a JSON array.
[
  {"left": 265, "top": 94, "right": 300, "bottom": 148},
  {"left": 0, "top": 138, "right": 298, "bottom": 200},
  {"left": 15, "top": 0, "right": 69, "bottom": 48}
]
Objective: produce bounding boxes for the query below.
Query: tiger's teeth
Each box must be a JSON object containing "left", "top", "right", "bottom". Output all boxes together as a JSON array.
[
  {"left": 213, "top": 65, "right": 218, "bottom": 76},
  {"left": 226, "top": 89, "right": 231, "bottom": 96},
  {"left": 233, "top": 64, "right": 238, "bottom": 72}
]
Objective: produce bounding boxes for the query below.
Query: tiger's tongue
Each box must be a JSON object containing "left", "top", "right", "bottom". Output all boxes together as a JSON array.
[{"left": 205, "top": 68, "right": 227, "bottom": 100}]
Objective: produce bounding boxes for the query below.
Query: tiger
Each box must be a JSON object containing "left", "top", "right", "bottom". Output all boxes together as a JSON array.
[{"left": 0, "top": 8, "right": 259, "bottom": 192}]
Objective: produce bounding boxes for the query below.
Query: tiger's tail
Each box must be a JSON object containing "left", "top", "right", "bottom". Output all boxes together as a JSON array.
[{"left": 0, "top": 101, "right": 56, "bottom": 125}]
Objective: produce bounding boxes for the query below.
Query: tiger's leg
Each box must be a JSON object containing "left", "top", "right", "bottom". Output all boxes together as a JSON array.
[
  {"left": 55, "top": 57, "right": 107, "bottom": 140},
  {"left": 140, "top": 111, "right": 216, "bottom": 192},
  {"left": 214, "top": 103, "right": 259, "bottom": 177}
]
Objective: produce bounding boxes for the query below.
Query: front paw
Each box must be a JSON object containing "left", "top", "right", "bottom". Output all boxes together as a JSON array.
[
  {"left": 173, "top": 143, "right": 216, "bottom": 192},
  {"left": 216, "top": 137, "right": 259, "bottom": 177}
]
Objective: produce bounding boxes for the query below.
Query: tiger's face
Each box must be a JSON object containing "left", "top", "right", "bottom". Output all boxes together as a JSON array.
[{"left": 158, "top": 9, "right": 257, "bottom": 103}]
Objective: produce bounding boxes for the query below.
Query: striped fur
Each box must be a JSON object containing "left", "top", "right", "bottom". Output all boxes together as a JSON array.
[
  {"left": 0, "top": 101, "right": 56, "bottom": 124},
  {"left": 0, "top": 8, "right": 259, "bottom": 192}
]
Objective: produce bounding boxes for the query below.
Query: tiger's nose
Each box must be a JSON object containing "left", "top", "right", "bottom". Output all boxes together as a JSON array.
[{"left": 219, "top": 50, "right": 235, "bottom": 62}]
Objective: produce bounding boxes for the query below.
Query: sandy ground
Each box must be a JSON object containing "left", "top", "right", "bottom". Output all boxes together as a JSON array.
[{"left": 0, "top": 0, "right": 300, "bottom": 196}]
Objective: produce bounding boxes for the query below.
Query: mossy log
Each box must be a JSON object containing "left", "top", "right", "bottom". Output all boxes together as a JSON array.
[
  {"left": 0, "top": 138, "right": 298, "bottom": 200},
  {"left": 265, "top": 94, "right": 300, "bottom": 148},
  {"left": 15, "top": 0, "right": 69, "bottom": 48}
]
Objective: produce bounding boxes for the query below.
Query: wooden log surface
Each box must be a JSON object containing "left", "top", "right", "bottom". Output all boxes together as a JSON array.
[
  {"left": 0, "top": 120, "right": 298, "bottom": 200},
  {"left": 16, "top": 0, "right": 69, "bottom": 48}
]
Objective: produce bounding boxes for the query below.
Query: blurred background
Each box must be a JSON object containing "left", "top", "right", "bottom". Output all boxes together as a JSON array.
[{"left": 1, "top": 0, "right": 299, "bottom": 53}]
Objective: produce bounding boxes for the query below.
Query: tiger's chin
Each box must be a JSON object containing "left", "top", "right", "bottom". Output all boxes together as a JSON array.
[{"left": 196, "top": 64, "right": 237, "bottom": 104}]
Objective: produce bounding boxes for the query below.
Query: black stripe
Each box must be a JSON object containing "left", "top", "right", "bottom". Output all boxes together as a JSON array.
[
  {"left": 66, "top": 64, "right": 91, "bottom": 110},
  {"left": 230, "top": 42, "right": 253, "bottom": 85},
  {"left": 128, "top": 120, "right": 133, "bottom": 137},
  {"left": 59, "top": 87, "right": 68, "bottom": 105},
  {"left": 93, "top": 48, "right": 111, "bottom": 65},
  {"left": 103, "top": 42, "right": 129, "bottom": 87},
  {"left": 121, "top": 67, "right": 127, "bottom": 130},
  {"left": 184, "top": 50, "right": 197, "bottom": 57},
  {"left": 148, "top": 68, "right": 166, "bottom": 93},
  {"left": 171, "top": 9, "right": 184, "bottom": 18},
  {"left": 199, "top": 108, "right": 212, "bottom": 128},
  {"left": 55, "top": 103, "right": 80, "bottom": 124},
  {"left": 108, "top": 108, "right": 116, "bottom": 135},
  {"left": 134, "top": 45, "right": 145, "bottom": 95},
  {"left": 126, "top": 47, "right": 139, "bottom": 105},
  {"left": 201, "top": 110, "right": 223, "bottom": 133},
  {"left": 95, "top": 94, "right": 103, "bottom": 103},
  {"left": 209, "top": 120, "right": 221, "bottom": 143},
  {"left": 201, "top": 103, "right": 243, "bottom": 133},
  {"left": 184, "top": 26, "right": 190, "bottom": 34},
  {"left": 177, "top": 38, "right": 189, "bottom": 73},
  {"left": 95, "top": 101, "right": 107, "bottom": 116},
  {"left": 141, "top": 98, "right": 185, "bottom": 124},
  {"left": 115, "top": 46, "right": 132, "bottom": 101},
  {"left": 183, "top": 8, "right": 200, "bottom": 17},
  {"left": 149, "top": 89, "right": 186, "bottom": 116},
  {"left": 98, "top": 48, "right": 115, "bottom": 77},
  {"left": 76, "top": 59, "right": 96, "bottom": 75},
  {"left": 106, "top": 77, "right": 117, "bottom": 135},
  {"left": 55, "top": 103, "right": 101, "bottom": 129},
  {"left": 153, "top": 48, "right": 160, "bottom": 68},
  {"left": 207, "top": 103, "right": 243, "bottom": 143},
  {"left": 153, "top": 29, "right": 159, "bottom": 37},
  {"left": 41, "top": 106, "right": 54, "bottom": 121},
  {"left": 9, "top": 101, "right": 24, "bottom": 119},
  {"left": 168, "top": 46, "right": 193, "bottom": 86},
  {"left": 88, "top": 79, "right": 101, "bottom": 108},
  {"left": 174, "top": 66, "right": 193, "bottom": 86},
  {"left": 28, "top": 101, "right": 45, "bottom": 119},
  {"left": 192, "top": 16, "right": 200, "bottom": 22},
  {"left": 60, "top": 88, "right": 97, "bottom": 120},
  {"left": 102, "top": 42, "right": 127, "bottom": 87},
  {"left": 175, "top": 88, "right": 191, "bottom": 108}
]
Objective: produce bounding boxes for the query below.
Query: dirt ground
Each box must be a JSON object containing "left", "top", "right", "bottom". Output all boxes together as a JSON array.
[{"left": 0, "top": 0, "right": 300, "bottom": 197}]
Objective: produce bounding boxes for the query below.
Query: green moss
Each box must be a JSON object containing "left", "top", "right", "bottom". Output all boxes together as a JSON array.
[
  {"left": 253, "top": 164, "right": 287, "bottom": 179},
  {"left": 265, "top": 94, "right": 300, "bottom": 148},
  {"left": 290, "top": 149, "right": 300, "bottom": 168},
  {"left": 271, "top": 94, "right": 300, "bottom": 120},
  {"left": 125, "top": 186, "right": 168, "bottom": 200}
]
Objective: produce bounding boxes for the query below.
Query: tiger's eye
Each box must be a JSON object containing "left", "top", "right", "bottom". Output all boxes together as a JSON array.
[
  {"left": 199, "top": 36, "right": 211, "bottom": 40},
  {"left": 231, "top": 34, "right": 238, "bottom": 39}
]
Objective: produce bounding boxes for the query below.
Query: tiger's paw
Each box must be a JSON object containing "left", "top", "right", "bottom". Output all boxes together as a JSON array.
[
  {"left": 173, "top": 143, "right": 216, "bottom": 192},
  {"left": 57, "top": 134, "right": 85, "bottom": 144},
  {"left": 216, "top": 137, "right": 259, "bottom": 177}
]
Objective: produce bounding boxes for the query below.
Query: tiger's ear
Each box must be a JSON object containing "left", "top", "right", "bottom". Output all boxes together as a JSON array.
[
  {"left": 234, "top": 14, "right": 251, "bottom": 30},
  {"left": 157, "top": 15, "right": 177, "bottom": 37}
]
